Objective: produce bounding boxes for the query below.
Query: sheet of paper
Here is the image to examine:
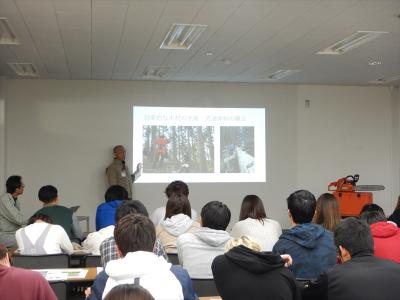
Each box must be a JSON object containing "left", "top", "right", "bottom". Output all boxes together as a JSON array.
[{"left": 34, "top": 269, "right": 88, "bottom": 281}]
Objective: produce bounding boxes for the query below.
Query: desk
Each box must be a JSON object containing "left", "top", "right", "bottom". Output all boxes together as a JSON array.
[
  {"left": 35, "top": 267, "right": 99, "bottom": 282},
  {"left": 199, "top": 297, "right": 221, "bottom": 300}
]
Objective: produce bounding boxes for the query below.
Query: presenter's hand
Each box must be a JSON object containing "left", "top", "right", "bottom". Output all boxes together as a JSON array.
[{"left": 280, "top": 254, "right": 293, "bottom": 267}]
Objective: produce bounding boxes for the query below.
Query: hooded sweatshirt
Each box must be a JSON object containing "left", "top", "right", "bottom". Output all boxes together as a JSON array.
[
  {"left": 156, "top": 214, "right": 200, "bottom": 253},
  {"left": 102, "top": 251, "right": 183, "bottom": 300},
  {"left": 370, "top": 221, "right": 400, "bottom": 263},
  {"left": 96, "top": 200, "right": 123, "bottom": 231},
  {"left": 273, "top": 223, "right": 336, "bottom": 278},
  {"left": 212, "top": 245, "right": 300, "bottom": 300},
  {"left": 177, "top": 227, "right": 231, "bottom": 278}
]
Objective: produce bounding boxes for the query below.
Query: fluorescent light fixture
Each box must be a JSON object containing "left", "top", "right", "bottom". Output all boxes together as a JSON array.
[
  {"left": 265, "top": 69, "right": 301, "bottom": 80},
  {"left": 142, "top": 66, "right": 169, "bottom": 79},
  {"left": 317, "top": 31, "right": 388, "bottom": 55},
  {"left": 7, "top": 62, "right": 38, "bottom": 76},
  {"left": 160, "top": 23, "right": 207, "bottom": 50},
  {"left": 369, "top": 74, "right": 400, "bottom": 84},
  {"left": 0, "top": 18, "right": 19, "bottom": 44}
]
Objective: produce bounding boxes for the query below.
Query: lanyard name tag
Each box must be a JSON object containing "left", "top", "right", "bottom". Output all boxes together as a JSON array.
[{"left": 121, "top": 170, "right": 127, "bottom": 177}]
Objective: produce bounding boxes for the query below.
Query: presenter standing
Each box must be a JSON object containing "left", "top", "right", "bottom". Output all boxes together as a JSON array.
[{"left": 106, "top": 145, "right": 133, "bottom": 199}]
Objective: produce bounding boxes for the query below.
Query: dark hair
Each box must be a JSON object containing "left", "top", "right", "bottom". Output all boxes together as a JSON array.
[
  {"left": 201, "top": 201, "right": 231, "bottom": 230},
  {"left": 360, "top": 210, "right": 387, "bottom": 225},
  {"left": 395, "top": 195, "right": 400, "bottom": 211},
  {"left": 115, "top": 200, "right": 149, "bottom": 223},
  {"left": 287, "top": 190, "right": 316, "bottom": 224},
  {"left": 239, "top": 195, "right": 267, "bottom": 223},
  {"left": 105, "top": 185, "right": 129, "bottom": 202},
  {"left": 165, "top": 194, "right": 191, "bottom": 219},
  {"left": 28, "top": 213, "right": 53, "bottom": 225},
  {"left": 334, "top": 217, "right": 374, "bottom": 256},
  {"left": 114, "top": 214, "right": 156, "bottom": 257},
  {"left": 165, "top": 180, "right": 189, "bottom": 198},
  {"left": 360, "top": 203, "right": 385, "bottom": 216},
  {"left": 6, "top": 176, "right": 23, "bottom": 194},
  {"left": 104, "top": 284, "right": 154, "bottom": 300},
  {"left": 38, "top": 185, "right": 58, "bottom": 203},
  {"left": 313, "top": 193, "right": 341, "bottom": 231},
  {"left": 0, "top": 244, "right": 7, "bottom": 260}
]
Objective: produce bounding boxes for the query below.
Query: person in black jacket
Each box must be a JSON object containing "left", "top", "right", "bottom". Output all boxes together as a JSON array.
[
  {"left": 388, "top": 195, "right": 400, "bottom": 227},
  {"left": 212, "top": 236, "right": 300, "bottom": 300},
  {"left": 303, "top": 217, "right": 400, "bottom": 300}
]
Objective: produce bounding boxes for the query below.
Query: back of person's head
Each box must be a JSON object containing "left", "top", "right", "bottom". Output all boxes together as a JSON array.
[
  {"left": 104, "top": 284, "right": 154, "bottom": 300},
  {"left": 313, "top": 193, "right": 341, "bottom": 231},
  {"left": 165, "top": 193, "right": 191, "bottom": 219},
  {"left": 395, "top": 195, "right": 400, "bottom": 211},
  {"left": 239, "top": 195, "right": 267, "bottom": 222},
  {"left": 224, "top": 236, "right": 262, "bottom": 253},
  {"left": 6, "top": 175, "right": 23, "bottom": 194},
  {"left": 287, "top": 190, "right": 316, "bottom": 224},
  {"left": 115, "top": 200, "right": 149, "bottom": 223},
  {"left": 0, "top": 244, "right": 7, "bottom": 260},
  {"left": 114, "top": 214, "right": 156, "bottom": 257},
  {"left": 201, "top": 201, "right": 231, "bottom": 230},
  {"left": 38, "top": 185, "right": 58, "bottom": 203},
  {"left": 28, "top": 213, "right": 53, "bottom": 225},
  {"left": 334, "top": 217, "right": 374, "bottom": 257},
  {"left": 165, "top": 180, "right": 189, "bottom": 198},
  {"left": 359, "top": 203, "right": 387, "bottom": 225},
  {"left": 105, "top": 185, "right": 129, "bottom": 202}
]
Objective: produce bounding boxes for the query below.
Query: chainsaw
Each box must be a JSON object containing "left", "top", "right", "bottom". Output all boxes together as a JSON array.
[{"left": 328, "top": 174, "right": 384, "bottom": 192}]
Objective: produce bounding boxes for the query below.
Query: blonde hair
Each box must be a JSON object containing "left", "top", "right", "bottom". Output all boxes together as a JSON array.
[{"left": 224, "top": 236, "right": 262, "bottom": 253}]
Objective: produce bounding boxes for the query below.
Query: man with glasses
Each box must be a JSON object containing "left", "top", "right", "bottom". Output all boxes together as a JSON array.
[{"left": 0, "top": 175, "right": 26, "bottom": 247}]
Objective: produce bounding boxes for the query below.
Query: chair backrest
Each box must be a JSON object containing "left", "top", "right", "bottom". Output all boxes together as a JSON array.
[
  {"left": 191, "top": 279, "right": 219, "bottom": 297},
  {"left": 167, "top": 253, "right": 180, "bottom": 265},
  {"left": 50, "top": 281, "right": 68, "bottom": 300},
  {"left": 12, "top": 254, "right": 70, "bottom": 269},
  {"left": 85, "top": 255, "right": 102, "bottom": 267}
]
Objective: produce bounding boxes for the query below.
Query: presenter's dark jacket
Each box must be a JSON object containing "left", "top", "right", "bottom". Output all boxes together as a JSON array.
[
  {"left": 106, "top": 159, "right": 133, "bottom": 198},
  {"left": 212, "top": 245, "right": 300, "bottom": 300},
  {"left": 302, "top": 253, "right": 400, "bottom": 300}
]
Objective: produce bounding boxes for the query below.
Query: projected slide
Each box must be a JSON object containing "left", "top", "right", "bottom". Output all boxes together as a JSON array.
[{"left": 133, "top": 107, "right": 266, "bottom": 183}]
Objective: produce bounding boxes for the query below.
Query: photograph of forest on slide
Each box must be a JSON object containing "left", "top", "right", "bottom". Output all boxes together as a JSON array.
[
  {"left": 220, "top": 126, "right": 255, "bottom": 173},
  {"left": 142, "top": 126, "right": 214, "bottom": 173}
]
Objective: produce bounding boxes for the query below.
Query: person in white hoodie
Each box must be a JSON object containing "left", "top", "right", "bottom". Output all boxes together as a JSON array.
[
  {"left": 177, "top": 201, "right": 231, "bottom": 278},
  {"left": 86, "top": 214, "right": 197, "bottom": 300},
  {"left": 150, "top": 181, "right": 198, "bottom": 225},
  {"left": 156, "top": 188, "right": 200, "bottom": 253}
]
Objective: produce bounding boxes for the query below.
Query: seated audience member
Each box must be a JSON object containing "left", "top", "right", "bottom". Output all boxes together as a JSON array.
[
  {"left": 0, "top": 176, "right": 26, "bottom": 247},
  {"left": 16, "top": 213, "right": 73, "bottom": 255},
  {"left": 273, "top": 190, "right": 336, "bottom": 278},
  {"left": 87, "top": 214, "right": 196, "bottom": 300},
  {"left": 359, "top": 204, "right": 400, "bottom": 263},
  {"left": 313, "top": 193, "right": 341, "bottom": 231},
  {"left": 96, "top": 185, "right": 128, "bottom": 231},
  {"left": 150, "top": 181, "right": 198, "bottom": 225},
  {"left": 0, "top": 243, "right": 57, "bottom": 300},
  {"left": 104, "top": 284, "right": 154, "bottom": 300},
  {"left": 99, "top": 200, "right": 168, "bottom": 267},
  {"left": 230, "top": 195, "right": 282, "bottom": 251},
  {"left": 212, "top": 236, "right": 300, "bottom": 300},
  {"left": 35, "top": 185, "right": 83, "bottom": 243},
  {"left": 303, "top": 218, "right": 400, "bottom": 300},
  {"left": 388, "top": 195, "right": 400, "bottom": 227},
  {"left": 156, "top": 188, "right": 200, "bottom": 253},
  {"left": 177, "top": 201, "right": 231, "bottom": 278}
]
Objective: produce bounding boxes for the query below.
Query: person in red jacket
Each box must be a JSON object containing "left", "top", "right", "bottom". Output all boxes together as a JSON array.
[
  {"left": 360, "top": 204, "right": 400, "bottom": 263},
  {"left": 0, "top": 244, "right": 57, "bottom": 300}
]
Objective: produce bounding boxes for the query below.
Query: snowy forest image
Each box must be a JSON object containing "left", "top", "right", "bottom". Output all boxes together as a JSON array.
[
  {"left": 142, "top": 126, "right": 214, "bottom": 173},
  {"left": 220, "top": 126, "right": 255, "bottom": 173}
]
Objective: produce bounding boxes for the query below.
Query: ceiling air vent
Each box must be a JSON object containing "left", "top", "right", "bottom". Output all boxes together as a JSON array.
[
  {"left": 264, "top": 69, "right": 301, "bottom": 80},
  {"left": 8, "top": 63, "right": 39, "bottom": 77},
  {"left": 317, "top": 31, "right": 388, "bottom": 55},
  {"left": 160, "top": 23, "right": 207, "bottom": 50},
  {"left": 142, "top": 66, "right": 169, "bottom": 79},
  {"left": 0, "top": 18, "right": 19, "bottom": 44}
]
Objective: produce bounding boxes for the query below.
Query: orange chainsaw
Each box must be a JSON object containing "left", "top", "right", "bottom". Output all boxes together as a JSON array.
[{"left": 328, "top": 174, "right": 384, "bottom": 217}]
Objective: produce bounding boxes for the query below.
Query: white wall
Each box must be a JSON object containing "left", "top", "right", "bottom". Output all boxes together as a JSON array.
[
  {"left": 0, "top": 77, "right": 5, "bottom": 194},
  {"left": 3, "top": 79, "right": 396, "bottom": 230}
]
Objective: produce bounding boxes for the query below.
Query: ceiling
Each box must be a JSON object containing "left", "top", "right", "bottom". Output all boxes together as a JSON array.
[{"left": 0, "top": 0, "right": 399, "bottom": 85}]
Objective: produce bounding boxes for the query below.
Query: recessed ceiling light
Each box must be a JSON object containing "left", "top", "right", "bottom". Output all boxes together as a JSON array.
[
  {"left": 221, "top": 58, "right": 232, "bottom": 65},
  {"left": 368, "top": 61, "right": 382, "bottom": 66},
  {"left": 160, "top": 23, "right": 207, "bottom": 50},
  {"left": 264, "top": 69, "right": 301, "bottom": 80},
  {"left": 205, "top": 52, "right": 214, "bottom": 56},
  {"left": 0, "top": 18, "right": 19, "bottom": 44},
  {"left": 7, "top": 62, "right": 38, "bottom": 76},
  {"left": 317, "top": 31, "right": 388, "bottom": 55}
]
